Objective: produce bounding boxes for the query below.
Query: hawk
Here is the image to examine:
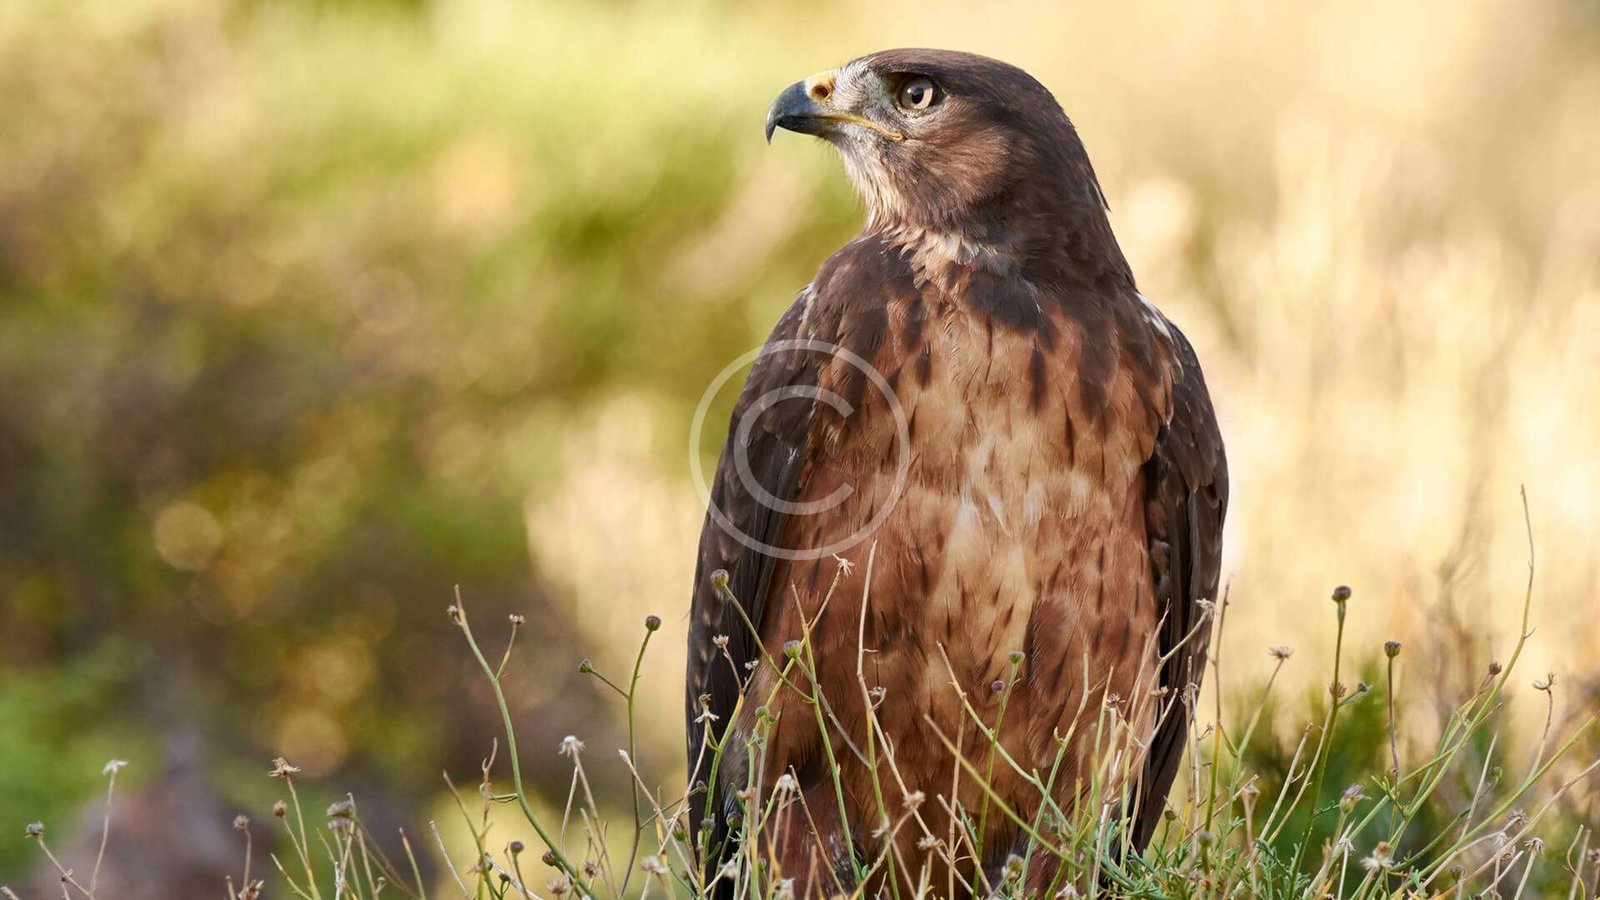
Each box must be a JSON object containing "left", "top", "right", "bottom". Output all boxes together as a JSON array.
[{"left": 686, "top": 49, "right": 1226, "bottom": 896}]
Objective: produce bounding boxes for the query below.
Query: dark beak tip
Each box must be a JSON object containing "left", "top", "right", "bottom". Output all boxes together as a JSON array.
[{"left": 764, "top": 80, "right": 814, "bottom": 145}]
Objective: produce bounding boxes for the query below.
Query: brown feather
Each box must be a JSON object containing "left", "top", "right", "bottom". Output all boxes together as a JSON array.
[{"left": 687, "top": 49, "right": 1226, "bottom": 898}]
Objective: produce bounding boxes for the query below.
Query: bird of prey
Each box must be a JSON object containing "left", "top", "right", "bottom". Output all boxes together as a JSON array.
[{"left": 686, "top": 49, "right": 1226, "bottom": 897}]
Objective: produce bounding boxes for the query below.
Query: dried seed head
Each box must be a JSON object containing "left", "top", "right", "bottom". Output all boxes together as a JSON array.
[
  {"left": 509, "top": 613, "right": 526, "bottom": 627},
  {"left": 1008, "top": 650, "right": 1026, "bottom": 666},
  {"left": 1268, "top": 645, "right": 1294, "bottom": 660},
  {"left": 272, "top": 800, "right": 288, "bottom": 818},
  {"left": 917, "top": 835, "right": 939, "bottom": 850},
  {"left": 541, "top": 850, "right": 559, "bottom": 866},
  {"left": 1003, "top": 854, "right": 1025, "bottom": 879},
  {"left": 1488, "top": 661, "right": 1503, "bottom": 676},
  {"left": 583, "top": 860, "right": 601, "bottom": 878},
  {"left": 558, "top": 735, "right": 586, "bottom": 758},
  {"left": 991, "top": 679, "right": 1006, "bottom": 693},
  {"left": 447, "top": 604, "right": 462, "bottom": 623},
  {"left": 25, "top": 822, "right": 43, "bottom": 838},
  {"left": 1533, "top": 673, "right": 1556, "bottom": 691},
  {"left": 1331, "top": 585, "right": 1352, "bottom": 603},
  {"left": 1361, "top": 840, "right": 1394, "bottom": 871},
  {"left": 103, "top": 759, "right": 128, "bottom": 776},
  {"left": 641, "top": 855, "right": 668, "bottom": 875},
  {"left": 268, "top": 757, "right": 301, "bottom": 778},
  {"left": 547, "top": 875, "right": 571, "bottom": 896},
  {"left": 782, "top": 640, "right": 802, "bottom": 660},
  {"left": 327, "top": 799, "right": 354, "bottom": 819},
  {"left": 1586, "top": 848, "right": 1600, "bottom": 865},
  {"left": 712, "top": 634, "right": 730, "bottom": 649},
  {"left": 1506, "top": 809, "right": 1529, "bottom": 831},
  {"left": 710, "top": 569, "right": 731, "bottom": 591},
  {"left": 510, "top": 840, "right": 525, "bottom": 854},
  {"left": 1339, "top": 783, "right": 1364, "bottom": 813},
  {"left": 645, "top": 614, "right": 662, "bottom": 632},
  {"left": 233, "top": 815, "right": 250, "bottom": 831},
  {"left": 1384, "top": 640, "right": 1402, "bottom": 658},
  {"left": 903, "top": 791, "right": 925, "bottom": 811}
]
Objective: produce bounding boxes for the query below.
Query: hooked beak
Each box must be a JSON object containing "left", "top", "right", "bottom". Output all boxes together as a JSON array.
[
  {"left": 765, "top": 80, "right": 825, "bottom": 143},
  {"left": 765, "top": 74, "right": 905, "bottom": 144}
]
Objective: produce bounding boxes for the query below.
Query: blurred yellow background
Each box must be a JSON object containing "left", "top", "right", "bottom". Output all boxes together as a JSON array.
[{"left": 2, "top": 0, "right": 1597, "bottom": 889}]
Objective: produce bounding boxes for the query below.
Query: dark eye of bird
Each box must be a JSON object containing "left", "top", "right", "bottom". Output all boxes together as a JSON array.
[{"left": 897, "top": 76, "right": 938, "bottom": 111}]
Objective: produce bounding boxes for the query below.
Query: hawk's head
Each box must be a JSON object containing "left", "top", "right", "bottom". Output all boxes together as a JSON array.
[{"left": 766, "top": 49, "right": 1108, "bottom": 236}]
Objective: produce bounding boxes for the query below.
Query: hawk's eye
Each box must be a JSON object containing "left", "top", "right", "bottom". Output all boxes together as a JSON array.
[{"left": 896, "top": 76, "right": 939, "bottom": 112}]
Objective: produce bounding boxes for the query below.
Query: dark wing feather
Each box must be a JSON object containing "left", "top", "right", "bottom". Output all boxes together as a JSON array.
[
  {"left": 685, "top": 290, "right": 827, "bottom": 876},
  {"left": 1132, "top": 321, "right": 1228, "bottom": 850}
]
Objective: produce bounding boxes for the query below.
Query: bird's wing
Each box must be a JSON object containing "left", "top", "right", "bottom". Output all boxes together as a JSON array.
[
  {"left": 684, "top": 286, "right": 830, "bottom": 870},
  {"left": 1132, "top": 317, "right": 1228, "bottom": 850}
]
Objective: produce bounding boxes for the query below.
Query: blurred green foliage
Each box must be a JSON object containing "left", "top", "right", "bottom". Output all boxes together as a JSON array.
[{"left": 3, "top": 0, "right": 1599, "bottom": 890}]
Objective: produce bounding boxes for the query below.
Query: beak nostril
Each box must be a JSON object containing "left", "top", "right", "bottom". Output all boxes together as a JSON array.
[{"left": 809, "top": 84, "right": 831, "bottom": 101}]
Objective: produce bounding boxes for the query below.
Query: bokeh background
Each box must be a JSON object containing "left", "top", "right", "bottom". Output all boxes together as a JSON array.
[{"left": 2, "top": 0, "right": 1598, "bottom": 892}]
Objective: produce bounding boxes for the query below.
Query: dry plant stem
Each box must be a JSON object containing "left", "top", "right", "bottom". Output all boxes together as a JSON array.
[
  {"left": 281, "top": 773, "right": 325, "bottom": 900},
  {"left": 442, "top": 746, "right": 494, "bottom": 898},
  {"left": 791, "top": 564, "right": 865, "bottom": 882},
  {"left": 33, "top": 837, "right": 93, "bottom": 899},
  {"left": 849, "top": 543, "right": 908, "bottom": 900},
  {"left": 271, "top": 850, "right": 317, "bottom": 900},
  {"left": 1386, "top": 653, "right": 1401, "bottom": 780},
  {"left": 430, "top": 820, "right": 473, "bottom": 897},
  {"left": 350, "top": 812, "right": 425, "bottom": 897},
  {"left": 451, "top": 588, "right": 592, "bottom": 894},
  {"left": 1205, "top": 584, "right": 1231, "bottom": 838},
  {"left": 239, "top": 823, "right": 255, "bottom": 893},
  {"left": 400, "top": 829, "right": 430, "bottom": 900},
  {"left": 88, "top": 766, "right": 118, "bottom": 896},
  {"left": 566, "top": 753, "right": 620, "bottom": 894}
]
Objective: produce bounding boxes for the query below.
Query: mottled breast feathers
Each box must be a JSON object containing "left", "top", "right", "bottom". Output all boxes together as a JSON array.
[{"left": 685, "top": 230, "right": 1227, "bottom": 893}]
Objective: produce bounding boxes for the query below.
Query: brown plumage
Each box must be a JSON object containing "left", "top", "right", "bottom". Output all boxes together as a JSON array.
[{"left": 686, "top": 49, "right": 1226, "bottom": 897}]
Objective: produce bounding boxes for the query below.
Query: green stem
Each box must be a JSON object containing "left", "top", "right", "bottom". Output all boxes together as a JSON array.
[{"left": 454, "top": 595, "right": 593, "bottom": 896}]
